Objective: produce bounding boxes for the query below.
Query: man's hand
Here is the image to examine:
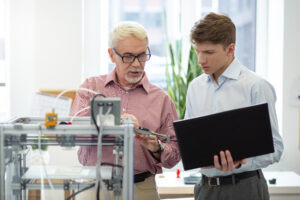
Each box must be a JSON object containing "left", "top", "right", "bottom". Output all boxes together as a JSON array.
[
  {"left": 135, "top": 133, "right": 160, "bottom": 153},
  {"left": 202, "top": 150, "right": 246, "bottom": 171},
  {"left": 121, "top": 113, "right": 160, "bottom": 153},
  {"left": 122, "top": 113, "right": 139, "bottom": 129},
  {"left": 214, "top": 150, "right": 246, "bottom": 171}
]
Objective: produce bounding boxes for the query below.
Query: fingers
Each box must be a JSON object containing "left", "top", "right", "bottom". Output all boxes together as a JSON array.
[
  {"left": 202, "top": 165, "right": 214, "bottom": 169},
  {"left": 220, "top": 151, "right": 229, "bottom": 171},
  {"left": 241, "top": 159, "right": 247, "bottom": 164},
  {"left": 136, "top": 134, "right": 156, "bottom": 142},
  {"left": 121, "top": 113, "right": 162, "bottom": 153},
  {"left": 214, "top": 155, "right": 221, "bottom": 170},
  {"left": 233, "top": 158, "right": 247, "bottom": 168},
  {"left": 214, "top": 151, "right": 228, "bottom": 171},
  {"left": 134, "top": 132, "right": 144, "bottom": 139},
  {"left": 122, "top": 113, "right": 139, "bottom": 129},
  {"left": 135, "top": 133, "right": 155, "bottom": 140},
  {"left": 135, "top": 134, "right": 159, "bottom": 152},
  {"left": 214, "top": 150, "right": 243, "bottom": 172},
  {"left": 225, "top": 150, "right": 235, "bottom": 171}
]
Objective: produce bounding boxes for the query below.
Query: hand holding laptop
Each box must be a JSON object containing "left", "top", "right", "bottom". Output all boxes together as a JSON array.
[{"left": 202, "top": 150, "right": 247, "bottom": 171}]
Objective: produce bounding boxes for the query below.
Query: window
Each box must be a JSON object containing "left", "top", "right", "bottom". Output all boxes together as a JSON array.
[
  {"left": 218, "top": 0, "right": 256, "bottom": 71},
  {"left": 108, "top": 0, "right": 181, "bottom": 89},
  {"left": 201, "top": 0, "right": 256, "bottom": 71},
  {"left": 105, "top": 0, "right": 256, "bottom": 90},
  {"left": 84, "top": 0, "right": 256, "bottom": 89}
]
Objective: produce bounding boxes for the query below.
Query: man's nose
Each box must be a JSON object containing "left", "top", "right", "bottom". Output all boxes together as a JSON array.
[
  {"left": 198, "top": 55, "right": 206, "bottom": 65},
  {"left": 131, "top": 57, "right": 141, "bottom": 66}
]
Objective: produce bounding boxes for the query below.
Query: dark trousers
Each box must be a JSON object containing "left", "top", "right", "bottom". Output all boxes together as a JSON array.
[{"left": 194, "top": 170, "right": 269, "bottom": 200}]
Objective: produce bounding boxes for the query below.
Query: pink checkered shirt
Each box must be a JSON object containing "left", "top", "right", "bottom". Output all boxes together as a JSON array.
[{"left": 69, "top": 69, "right": 181, "bottom": 174}]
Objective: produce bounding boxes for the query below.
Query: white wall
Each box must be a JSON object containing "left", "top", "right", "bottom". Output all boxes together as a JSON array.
[
  {"left": 35, "top": 0, "right": 82, "bottom": 89},
  {"left": 270, "top": 0, "right": 300, "bottom": 174},
  {"left": 9, "top": 0, "right": 83, "bottom": 166},
  {"left": 9, "top": 0, "right": 35, "bottom": 117},
  {"left": 9, "top": 0, "right": 82, "bottom": 117},
  {"left": 9, "top": 2, "right": 83, "bottom": 198}
]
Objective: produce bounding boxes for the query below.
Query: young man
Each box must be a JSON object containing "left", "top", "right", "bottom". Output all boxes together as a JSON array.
[
  {"left": 70, "top": 21, "right": 180, "bottom": 200},
  {"left": 185, "top": 12, "right": 284, "bottom": 200}
]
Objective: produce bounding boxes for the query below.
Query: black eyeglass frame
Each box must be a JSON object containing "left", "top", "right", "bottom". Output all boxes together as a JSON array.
[{"left": 112, "top": 47, "right": 151, "bottom": 63}]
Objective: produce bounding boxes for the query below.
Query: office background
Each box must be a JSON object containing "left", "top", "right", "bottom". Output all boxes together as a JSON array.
[{"left": 0, "top": 0, "right": 299, "bottom": 176}]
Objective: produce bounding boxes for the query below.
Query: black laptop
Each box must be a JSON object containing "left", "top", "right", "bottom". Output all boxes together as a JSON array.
[{"left": 173, "top": 103, "right": 274, "bottom": 170}]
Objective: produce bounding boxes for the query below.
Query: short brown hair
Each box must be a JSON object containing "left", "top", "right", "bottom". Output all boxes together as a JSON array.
[{"left": 190, "top": 12, "right": 236, "bottom": 48}]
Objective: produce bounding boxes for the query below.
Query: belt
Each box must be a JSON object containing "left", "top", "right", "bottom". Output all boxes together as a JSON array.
[
  {"left": 202, "top": 170, "right": 261, "bottom": 186},
  {"left": 134, "top": 172, "right": 152, "bottom": 183}
]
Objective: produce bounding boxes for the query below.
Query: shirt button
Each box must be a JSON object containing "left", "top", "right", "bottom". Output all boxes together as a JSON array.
[{"left": 125, "top": 91, "right": 128, "bottom": 94}]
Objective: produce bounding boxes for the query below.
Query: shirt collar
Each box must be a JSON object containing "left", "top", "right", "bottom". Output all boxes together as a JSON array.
[
  {"left": 206, "top": 57, "right": 241, "bottom": 82},
  {"left": 104, "top": 68, "right": 150, "bottom": 94},
  {"left": 221, "top": 58, "right": 241, "bottom": 80}
]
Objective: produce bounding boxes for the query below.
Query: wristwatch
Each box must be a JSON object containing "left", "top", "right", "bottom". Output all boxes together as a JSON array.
[{"left": 153, "top": 140, "right": 165, "bottom": 154}]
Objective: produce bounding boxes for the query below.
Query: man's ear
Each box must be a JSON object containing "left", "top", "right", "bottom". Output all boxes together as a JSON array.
[
  {"left": 108, "top": 48, "right": 115, "bottom": 62},
  {"left": 227, "top": 43, "right": 235, "bottom": 56}
]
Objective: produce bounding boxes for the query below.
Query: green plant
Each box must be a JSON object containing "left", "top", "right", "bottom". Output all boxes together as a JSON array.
[
  {"left": 165, "top": 40, "right": 203, "bottom": 119},
  {"left": 163, "top": 9, "right": 203, "bottom": 119}
]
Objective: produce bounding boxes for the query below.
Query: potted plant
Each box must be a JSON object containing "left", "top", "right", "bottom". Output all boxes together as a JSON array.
[{"left": 166, "top": 40, "right": 203, "bottom": 119}]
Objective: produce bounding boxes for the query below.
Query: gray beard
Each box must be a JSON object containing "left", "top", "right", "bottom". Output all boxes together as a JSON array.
[{"left": 125, "top": 73, "right": 143, "bottom": 84}]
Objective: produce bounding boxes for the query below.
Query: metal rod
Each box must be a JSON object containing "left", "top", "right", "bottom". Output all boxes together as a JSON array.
[
  {"left": 0, "top": 127, "right": 5, "bottom": 200},
  {"left": 122, "top": 123, "right": 134, "bottom": 200},
  {"left": 11, "top": 182, "right": 94, "bottom": 190}
]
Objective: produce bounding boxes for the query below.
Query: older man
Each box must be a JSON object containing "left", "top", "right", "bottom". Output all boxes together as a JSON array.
[{"left": 70, "top": 21, "right": 180, "bottom": 200}]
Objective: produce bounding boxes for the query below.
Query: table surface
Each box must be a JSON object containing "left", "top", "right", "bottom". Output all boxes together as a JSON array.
[
  {"left": 23, "top": 167, "right": 300, "bottom": 196},
  {"left": 156, "top": 171, "right": 300, "bottom": 196}
]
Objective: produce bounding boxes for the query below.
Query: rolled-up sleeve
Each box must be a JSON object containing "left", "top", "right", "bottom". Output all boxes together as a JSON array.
[{"left": 156, "top": 98, "right": 181, "bottom": 169}]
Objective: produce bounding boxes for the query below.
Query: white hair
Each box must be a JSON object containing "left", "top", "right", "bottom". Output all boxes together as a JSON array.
[{"left": 109, "top": 21, "right": 148, "bottom": 48}]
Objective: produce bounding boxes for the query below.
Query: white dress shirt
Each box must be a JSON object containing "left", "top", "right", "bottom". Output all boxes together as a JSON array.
[{"left": 185, "top": 58, "right": 284, "bottom": 177}]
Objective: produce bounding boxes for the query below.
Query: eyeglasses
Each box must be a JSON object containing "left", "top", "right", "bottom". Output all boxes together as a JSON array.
[{"left": 113, "top": 47, "right": 151, "bottom": 63}]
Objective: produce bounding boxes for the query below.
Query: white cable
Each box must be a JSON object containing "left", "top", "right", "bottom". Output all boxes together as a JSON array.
[
  {"left": 95, "top": 107, "right": 110, "bottom": 200},
  {"left": 97, "top": 106, "right": 112, "bottom": 126},
  {"left": 70, "top": 106, "right": 90, "bottom": 123},
  {"left": 52, "top": 87, "right": 98, "bottom": 111},
  {"left": 105, "top": 106, "right": 112, "bottom": 116}
]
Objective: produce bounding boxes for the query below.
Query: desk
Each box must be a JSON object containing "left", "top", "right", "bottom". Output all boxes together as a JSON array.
[{"left": 156, "top": 171, "right": 300, "bottom": 200}]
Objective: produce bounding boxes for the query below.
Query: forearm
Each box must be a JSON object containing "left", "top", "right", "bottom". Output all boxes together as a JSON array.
[{"left": 160, "top": 141, "right": 181, "bottom": 168}]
